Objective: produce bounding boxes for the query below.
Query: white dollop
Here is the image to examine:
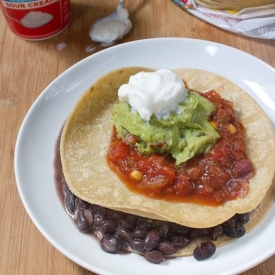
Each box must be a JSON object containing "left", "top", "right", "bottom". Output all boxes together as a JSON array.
[
  {"left": 118, "top": 70, "right": 188, "bottom": 121},
  {"left": 21, "top": 11, "right": 53, "bottom": 28},
  {"left": 89, "top": 6, "right": 132, "bottom": 44},
  {"left": 56, "top": 42, "right": 67, "bottom": 51}
]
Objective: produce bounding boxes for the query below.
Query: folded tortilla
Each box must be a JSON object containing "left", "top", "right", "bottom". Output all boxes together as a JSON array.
[
  {"left": 60, "top": 67, "right": 275, "bottom": 229},
  {"left": 194, "top": 0, "right": 274, "bottom": 10}
]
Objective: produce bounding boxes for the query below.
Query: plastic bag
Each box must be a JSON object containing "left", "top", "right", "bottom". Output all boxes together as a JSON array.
[{"left": 171, "top": 0, "right": 275, "bottom": 39}]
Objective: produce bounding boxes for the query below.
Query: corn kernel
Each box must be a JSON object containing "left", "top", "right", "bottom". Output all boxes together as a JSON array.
[
  {"left": 209, "top": 121, "right": 217, "bottom": 129},
  {"left": 130, "top": 170, "right": 143, "bottom": 181},
  {"left": 188, "top": 144, "right": 194, "bottom": 151},
  {"left": 228, "top": 123, "right": 237, "bottom": 134}
]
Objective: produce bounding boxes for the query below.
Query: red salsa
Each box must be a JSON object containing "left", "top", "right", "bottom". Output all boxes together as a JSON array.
[{"left": 107, "top": 90, "right": 254, "bottom": 206}]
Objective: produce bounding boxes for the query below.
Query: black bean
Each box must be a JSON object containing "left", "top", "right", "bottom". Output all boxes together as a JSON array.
[
  {"left": 101, "top": 235, "right": 123, "bottom": 254},
  {"left": 157, "top": 240, "right": 175, "bottom": 255},
  {"left": 75, "top": 198, "right": 89, "bottom": 210},
  {"left": 144, "top": 229, "right": 161, "bottom": 250},
  {"left": 94, "top": 212, "right": 105, "bottom": 227},
  {"left": 193, "top": 242, "right": 216, "bottom": 261},
  {"left": 133, "top": 227, "right": 148, "bottom": 239},
  {"left": 129, "top": 238, "right": 146, "bottom": 253},
  {"left": 119, "top": 215, "right": 136, "bottom": 229},
  {"left": 116, "top": 227, "right": 133, "bottom": 243},
  {"left": 223, "top": 223, "right": 245, "bottom": 238},
  {"left": 91, "top": 205, "right": 106, "bottom": 215},
  {"left": 138, "top": 219, "right": 157, "bottom": 230},
  {"left": 236, "top": 213, "right": 250, "bottom": 224},
  {"left": 144, "top": 250, "right": 164, "bottom": 264},
  {"left": 166, "top": 230, "right": 176, "bottom": 241},
  {"left": 171, "top": 223, "right": 190, "bottom": 235},
  {"left": 60, "top": 178, "right": 252, "bottom": 264},
  {"left": 127, "top": 214, "right": 139, "bottom": 226},
  {"left": 109, "top": 210, "right": 125, "bottom": 220},
  {"left": 156, "top": 221, "right": 170, "bottom": 238},
  {"left": 74, "top": 208, "right": 93, "bottom": 232},
  {"left": 100, "top": 218, "right": 118, "bottom": 234},
  {"left": 189, "top": 228, "right": 208, "bottom": 239},
  {"left": 209, "top": 225, "right": 223, "bottom": 241},
  {"left": 171, "top": 235, "right": 191, "bottom": 248},
  {"left": 64, "top": 189, "right": 75, "bottom": 215},
  {"left": 222, "top": 216, "right": 236, "bottom": 228},
  {"left": 83, "top": 209, "right": 94, "bottom": 225}
]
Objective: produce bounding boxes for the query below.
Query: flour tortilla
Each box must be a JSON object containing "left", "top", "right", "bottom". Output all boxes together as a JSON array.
[{"left": 60, "top": 67, "right": 275, "bottom": 230}]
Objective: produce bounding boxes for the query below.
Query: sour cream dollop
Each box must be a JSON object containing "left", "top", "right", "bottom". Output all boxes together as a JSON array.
[
  {"left": 118, "top": 70, "right": 188, "bottom": 121},
  {"left": 89, "top": 6, "right": 132, "bottom": 44}
]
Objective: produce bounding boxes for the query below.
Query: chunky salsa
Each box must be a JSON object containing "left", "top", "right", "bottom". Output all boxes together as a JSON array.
[{"left": 107, "top": 90, "right": 254, "bottom": 206}]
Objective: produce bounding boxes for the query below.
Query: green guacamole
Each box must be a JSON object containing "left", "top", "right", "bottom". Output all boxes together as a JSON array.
[{"left": 111, "top": 90, "right": 220, "bottom": 165}]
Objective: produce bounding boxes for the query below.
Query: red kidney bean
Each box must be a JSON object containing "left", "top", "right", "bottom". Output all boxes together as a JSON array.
[
  {"left": 144, "top": 250, "right": 164, "bottom": 264},
  {"left": 101, "top": 234, "right": 123, "bottom": 254},
  {"left": 231, "top": 159, "right": 253, "bottom": 178},
  {"left": 193, "top": 242, "right": 216, "bottom": 261},
  {"left": 144, "top": 229, "right": 161, "bottom": 250}
]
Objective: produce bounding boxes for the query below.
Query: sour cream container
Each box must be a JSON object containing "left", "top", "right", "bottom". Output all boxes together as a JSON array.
[{"left": 0, "top": 0, "right": 71, "bottom": 40}]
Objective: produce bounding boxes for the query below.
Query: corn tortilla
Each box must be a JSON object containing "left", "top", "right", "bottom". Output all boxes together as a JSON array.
[
  {"left": 194, "top": 0, "right": 274, "bottom": 10},
  {"left": 60, "top": 67, "right": 275, "bottom": 229}
]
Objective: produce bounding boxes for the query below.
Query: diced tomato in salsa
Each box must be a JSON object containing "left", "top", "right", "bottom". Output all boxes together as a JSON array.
[{"left": 107, "top": 90, "right": 254, "bottom": 206}]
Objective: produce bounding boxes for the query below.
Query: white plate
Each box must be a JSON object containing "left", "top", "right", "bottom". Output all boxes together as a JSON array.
[{"left": 14, "top": 38, "right": 275, "bottom": 275}]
